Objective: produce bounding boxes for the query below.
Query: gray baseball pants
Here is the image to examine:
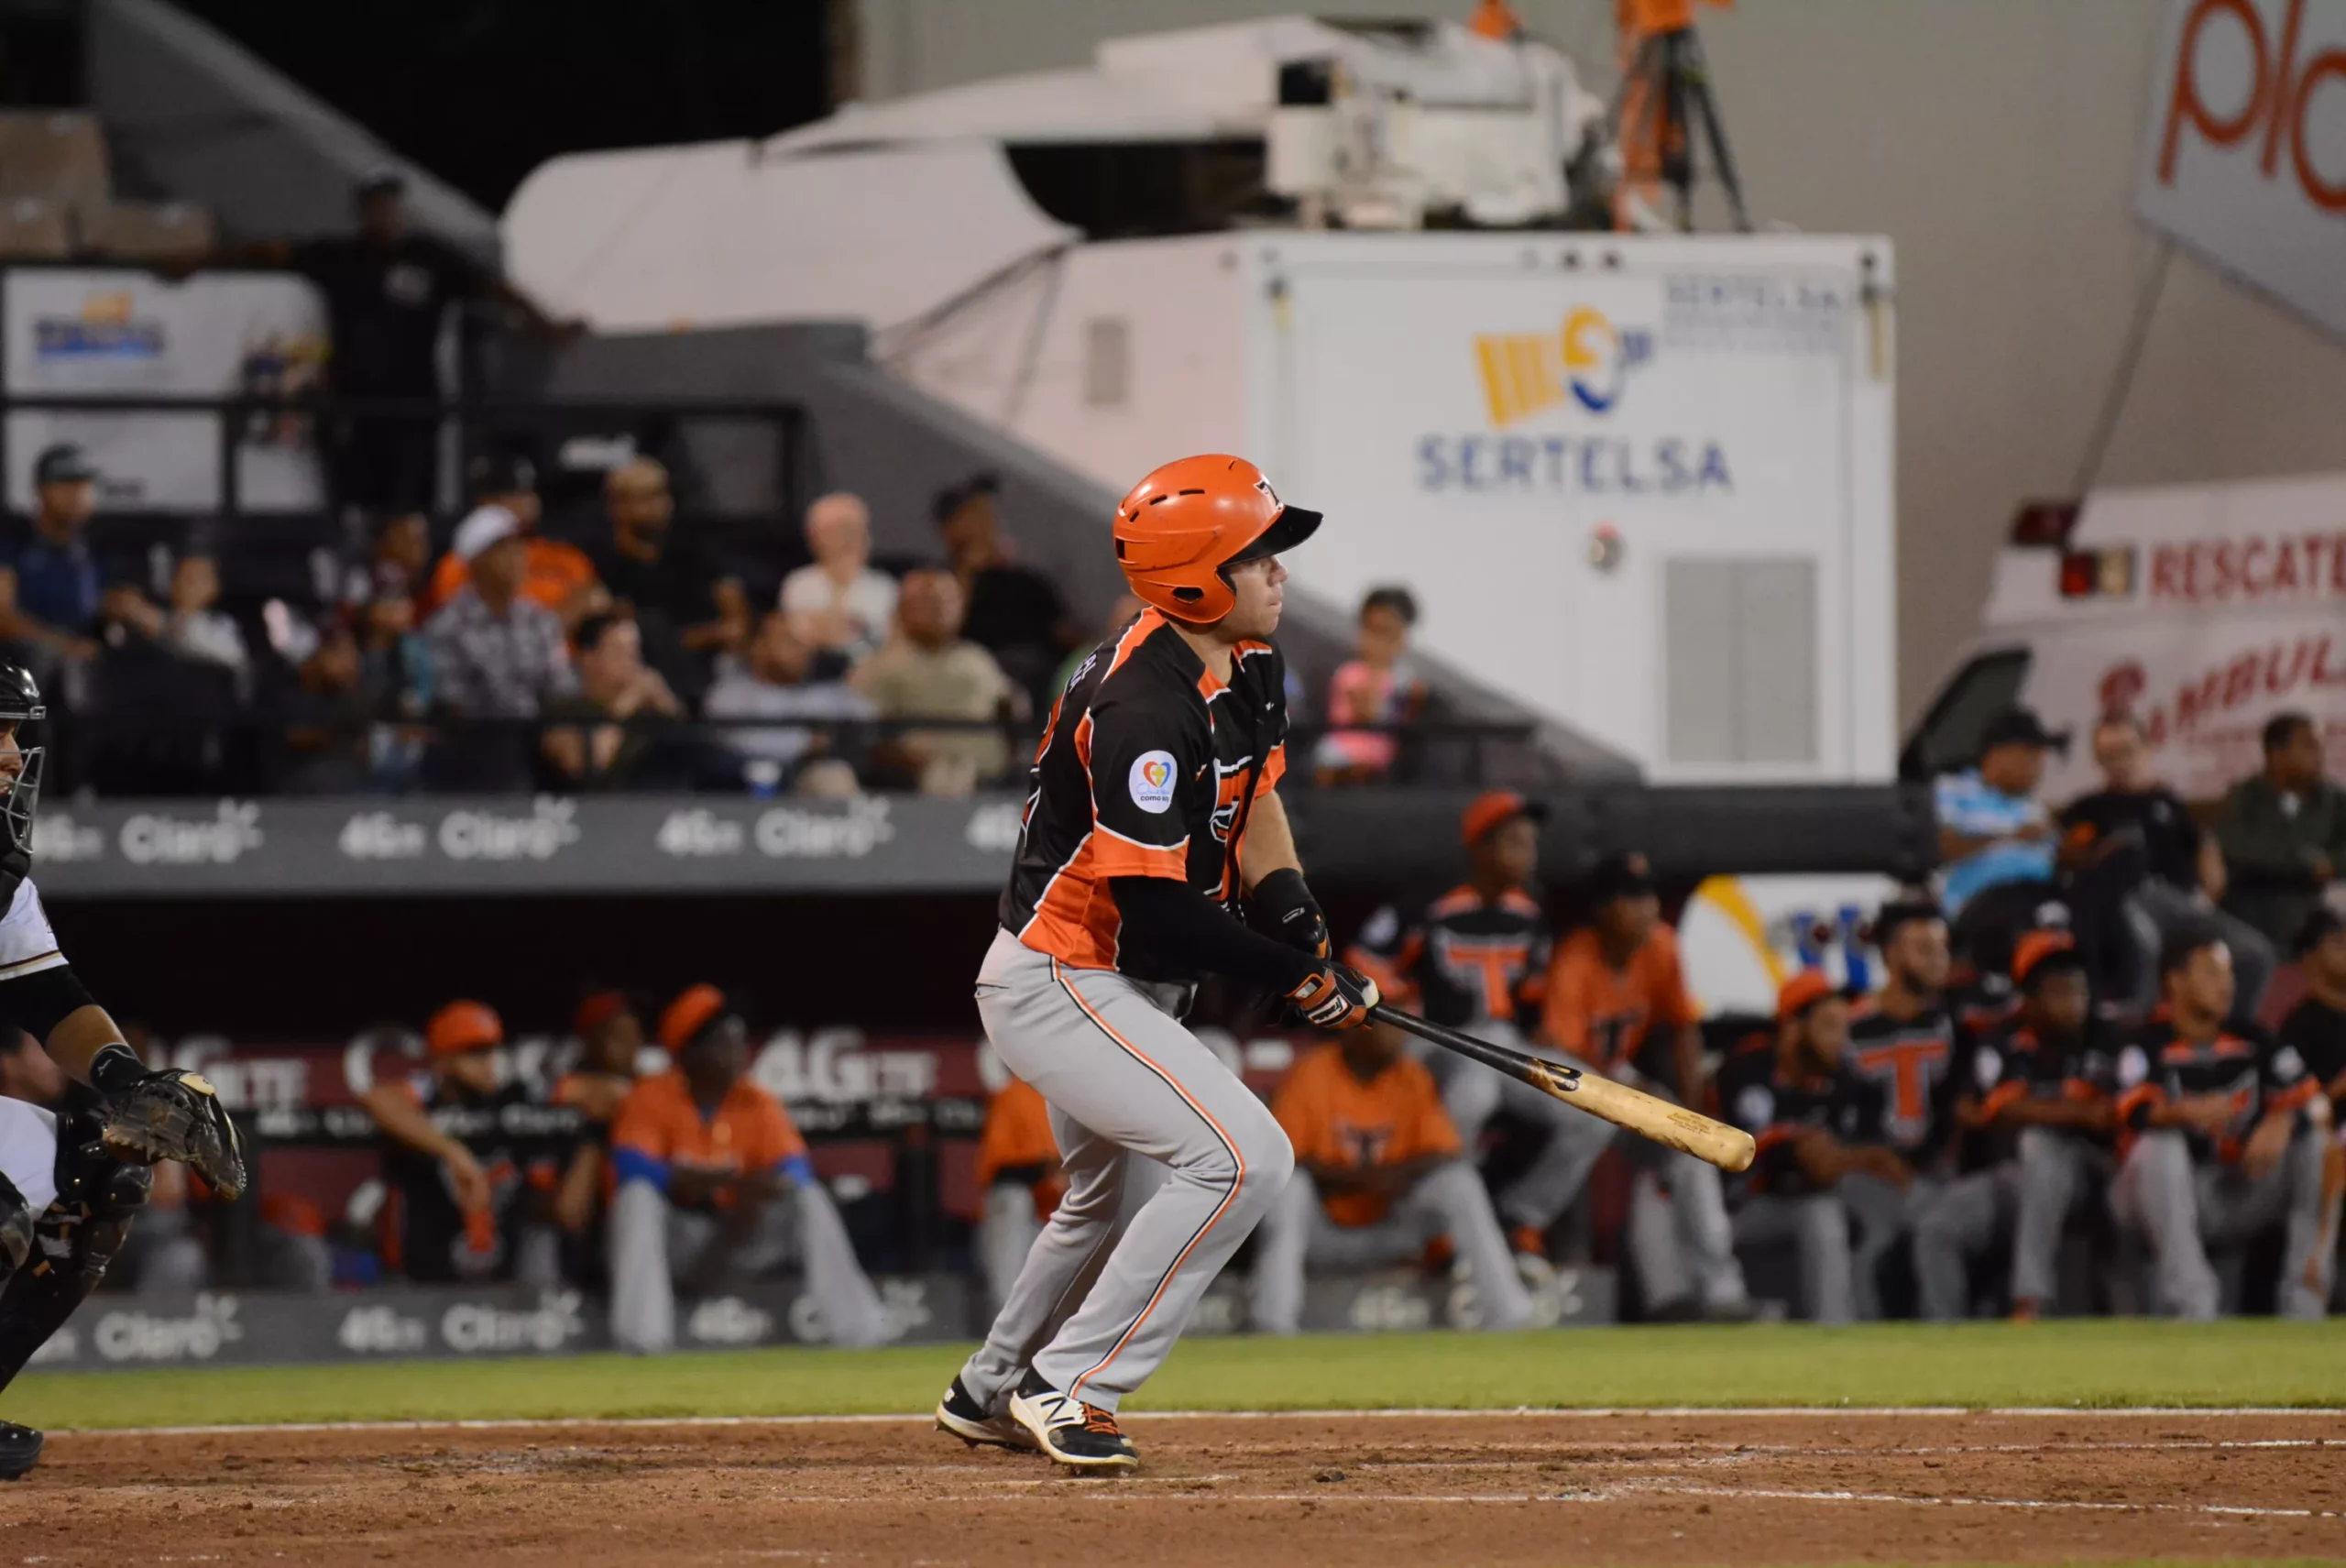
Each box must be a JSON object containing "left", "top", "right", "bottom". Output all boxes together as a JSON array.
[
  {"left": 958, "top": 930, "right": 1292, "bottom": 1413},
  {"left": 1909, "top": 1166, "right": 2019, "bottom": 1321},
  {"left": 1732, "top": 1190, "right": 1855, "bottom": 1324},
  {"left": 608, "top": 1177, "right": 889, "bottom": 1352},
  {"left": 1250, "top": 1160, "right": 1535, "bottom": 1335},
  {"left": 2110, "top": 1127, "right": 2337, "bottom": 1320},
  {"left": 1441, "top": 1036, "right": 1745, "bottom": 1313},
  {"left": 2010, "top": 1127, "right": 2112, "bottom": 1308}
]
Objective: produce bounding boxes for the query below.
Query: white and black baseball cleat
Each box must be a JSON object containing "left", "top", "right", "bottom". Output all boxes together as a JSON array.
[
  {"left": 1009, "top": 1369, "right": 1138, "bottom": 1471},
  {"left": 935, "top": 1375, "right": 1036, "bottom": 1452},
  {"left": 0, "top": 1420, "right": 42, "bottom": 1482}
]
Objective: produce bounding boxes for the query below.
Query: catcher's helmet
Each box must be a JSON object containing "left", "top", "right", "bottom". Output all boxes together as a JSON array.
[
  {"left": 1113, "top": 455, "right": 1321, "bottom": 625},
  {"left": 0, "top": 663, "right": 46, "bottom": 867}
]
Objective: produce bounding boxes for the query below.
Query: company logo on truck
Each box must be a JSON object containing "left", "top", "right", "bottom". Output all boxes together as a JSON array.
[{"left": 1474, "top": 308, "right": 1651, "bottom": 423}]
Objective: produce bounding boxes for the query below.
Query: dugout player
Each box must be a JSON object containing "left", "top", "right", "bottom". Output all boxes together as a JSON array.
[
  {"left": 0, "top": 663, "right": 246, "bottom": 1480},
  {"left": 360, "top": 1001, "right": 587, "bottom": 1285},
  {"left": 608, "top": 985, "right": 886, "bottom": 1353},
  {"left": 1719, "top": 970, "right": 1882, "bottom": 1324},
  {"left": 935, "top": 455, "right": 1379, "bottom": 1470},
  {"left": 1915, "top": 931, "right": 2113, "bottom": 1320},
  {"left": 1942, "top": 932, "right": 2117, "bottom": 1321},
  {"left": 1346, "top": 792, "right": 1588, "bottom": 1265},
  {"left": 1839, "top": 900, "right": 1962, "bottom": 1318},
  {"left": 1536, "top": 852, "right": 1750, "bottom": 1320},
  {"left": 2111, "top": 933, "right": 2336, "bottom": 1319},
  {"left": 1251, "top": 1020, "right": 1532, "bottom": 1334}
]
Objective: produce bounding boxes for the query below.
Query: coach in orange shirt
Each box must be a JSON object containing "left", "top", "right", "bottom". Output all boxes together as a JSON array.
[
  {"left": 607, "top": 985, "right": 885, "bottom": 1353},
  {"left": 973, "top": 1076, "right": 1060, "bottom": 1311},
  {"left": 1537, "top": 852, "right": 1752, "bottom": 1321},
  {"left": 1250, "top": 1022, "right": 1533, "bottom": 1334}
]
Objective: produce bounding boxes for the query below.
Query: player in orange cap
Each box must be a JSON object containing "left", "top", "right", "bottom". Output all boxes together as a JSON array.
[
  {"left": 942, "top": 455, "right": 1378, "bottom": 1469},
  {"left": 358, "top": 1000, "right": 587, "bottom": 1286},
  {"left": 607, "top": 985, "right": 884, "bottom": 1353}
]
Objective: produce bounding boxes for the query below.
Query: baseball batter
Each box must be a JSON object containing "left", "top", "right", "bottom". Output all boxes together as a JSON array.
[
  {"left": 0, "top": 664, "right": 246, "bottom": 1480},
  {"left": 934, "top": 455, "right": 1379, "bottom": 1470}
]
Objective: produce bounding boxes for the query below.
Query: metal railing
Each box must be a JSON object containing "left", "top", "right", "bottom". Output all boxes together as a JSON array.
[{"left": 0, "top": 389, "right": 814, "bottom": 523}]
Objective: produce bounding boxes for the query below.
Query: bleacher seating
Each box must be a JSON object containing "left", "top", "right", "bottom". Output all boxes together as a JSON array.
[
  {"left": 83, "top": 198, "right": 214, "bottom": 260},
  {"left": 0, "top": 193, "right": 68, "bottom": 258}
]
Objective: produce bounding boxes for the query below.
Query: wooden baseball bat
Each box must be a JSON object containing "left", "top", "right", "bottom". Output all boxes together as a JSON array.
[{"left": 1371, "top": 1006, "right": 1755, "bottom": 1174}]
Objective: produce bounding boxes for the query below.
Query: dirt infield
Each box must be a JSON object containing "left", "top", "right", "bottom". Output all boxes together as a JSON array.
[{"left": 5, "top": 1410, "right": 2344, "bottom": 1566}]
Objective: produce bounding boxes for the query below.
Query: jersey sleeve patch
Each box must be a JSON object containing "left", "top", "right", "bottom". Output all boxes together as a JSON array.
[{"left": 1127, "top": 751, "right": 1178, "bottom": 814}]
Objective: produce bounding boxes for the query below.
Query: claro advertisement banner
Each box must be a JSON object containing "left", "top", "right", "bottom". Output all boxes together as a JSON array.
[
  {"left": 1, "top": 267, "right": 328, "bottom": 510},
  {"left": 2135, "top": 0, "right": 2346, "bottom": 341}
]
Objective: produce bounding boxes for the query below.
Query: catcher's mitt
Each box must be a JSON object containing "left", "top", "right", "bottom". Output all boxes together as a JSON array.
[{"left": 101, "top": 1070, "right": 248, "bottom": 1202}]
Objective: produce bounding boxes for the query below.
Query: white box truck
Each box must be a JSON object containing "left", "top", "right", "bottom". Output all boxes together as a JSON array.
[{"left": 508, "top": 17, "right": 1901, "bottom": 787}]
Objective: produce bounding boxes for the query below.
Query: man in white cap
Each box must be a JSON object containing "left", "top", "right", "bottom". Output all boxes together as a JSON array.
[{"left": 423, "top": 504, "right": 576, "bottom": 745}]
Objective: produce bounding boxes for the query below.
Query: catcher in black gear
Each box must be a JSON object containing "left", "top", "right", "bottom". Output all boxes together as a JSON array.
[{"left": 0, "top": 664, "right": 247, "bottom": 1480}]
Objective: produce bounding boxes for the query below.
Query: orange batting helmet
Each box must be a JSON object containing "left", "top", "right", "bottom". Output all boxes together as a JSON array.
[{"left": 1113, "top": 455, "right": 1322, "bottom": 625}]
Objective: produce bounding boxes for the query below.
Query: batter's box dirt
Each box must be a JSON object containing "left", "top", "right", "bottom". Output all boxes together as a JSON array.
[{"left": 5, "top": 1412, "right": 2344, "bottom": 1567}]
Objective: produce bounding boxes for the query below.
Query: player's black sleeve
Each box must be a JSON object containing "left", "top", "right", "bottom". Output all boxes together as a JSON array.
[
  {"left": 1111, "top": 876, "right": 1320, "bottom": 992},
  {"left": 1087, "top": 694, "right": 1202, "bottom": 876},
  {"left": 0, "top": 964, "right": 97, "bottom": 1046}
]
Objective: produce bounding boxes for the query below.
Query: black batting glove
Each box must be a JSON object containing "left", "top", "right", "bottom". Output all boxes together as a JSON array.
[
  {"left": 1249, "top": 868, "right": 1329, "bottom": 958},
  {"left": 1287, "top": 961, "right": 1379, "bottom": 1031}
]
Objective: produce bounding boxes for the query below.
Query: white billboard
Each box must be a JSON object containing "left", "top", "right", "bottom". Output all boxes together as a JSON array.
[
  {"left": 2136, "top": 0, "right": 2346, "bottom": 341},
  {"left": 2, "top": 268, "right": 329, "bottom": 511}
]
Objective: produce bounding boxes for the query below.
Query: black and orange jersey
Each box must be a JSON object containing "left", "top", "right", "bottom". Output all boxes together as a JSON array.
[
  {"left": 1842, "top": 997, "right": 1959, "bottom": 1161},
  {"left": 1716, "top": 1034, "right": 1856, "bottom": 1199},
  {"left": 1345, "top": 883, "right": 1551, "bottom": 1032},
  {"left": 379, "top": 1078, "right": 584, "bottom": 1284},
  {"left": 1958, "top": 1019, "right": 2119, "bottom": 1168},
  {"left": 999, "top": 608, "right": 1288, "bottom": 979},
  {"left": 2114, "top": 1016, "right": 2320, "bottom": 1164}
]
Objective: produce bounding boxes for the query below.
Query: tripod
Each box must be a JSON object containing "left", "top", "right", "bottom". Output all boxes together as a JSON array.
[{"left": 1614, "top": 16, "right": 1749, "bottom": 232}]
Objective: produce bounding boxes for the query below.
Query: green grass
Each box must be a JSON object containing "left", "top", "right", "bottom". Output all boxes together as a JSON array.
[{"left": 7, "top": 1320, "right": 2346, "bottom": 1431}]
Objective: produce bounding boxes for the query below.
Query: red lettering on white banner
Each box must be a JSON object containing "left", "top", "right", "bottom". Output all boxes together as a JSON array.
[{"left": 2146, "top": 531, "right": 2346, "bottom": 602}]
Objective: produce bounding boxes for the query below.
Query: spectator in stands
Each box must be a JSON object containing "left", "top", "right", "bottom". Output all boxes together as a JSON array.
[
  {"left": 2217, "top": 712, "right": 2346, "bottom": 957},
  {"left": 608, "top": 986, "right": 886, "bottom": 1354},
  {"left": 973, "top": 1075, "right": 1061, "bottom": 1312},
  {"left": 341, "top": 511, "right": 432, "bottom": 629},
  {"left": 2110, "top": 932, "right": 2333, "bottom": 1319},
  {"left": 702, "top": 609, "right": 871, "bottom": 795},
  {"left": 1540, "top": 850, "right": 1752, "bottom": 1320},
  {"left": 934, "top": 473, "right": 1079, "bottom": 710},
  {"left": 1252, "top": 1020, "right": 1533, "bottom": 1334},
  {"left": 780, "top": 492, "right": 895, "bottom": 664},
  {"left": 1935, "top": 706, "right": 2064, "bottom": 927},
  {"left": 2279, "top": 912, "right": 2346, "bottom": 1125},
  {"left": 540, "top": 611, "right": 685, "bottom": 790},
  {"left": 104, "top": 554, "right": 252, "bottom": 699},
  {"left": 2064, "top": 714, "right": 2274, "bottom": 1018},
  {"left": 851, "top": 567, "right": 1021, "bottom": 795},
  {"left": 1720, "top": 971, "right": 1869, "bottom": 1324},
  {"left": 269, "top": 621, "right": 372, "bottom": 793},
  {"left": 359, "top": 1001, "right": 588, "bottom": 1286},
  {"left": 425, "top": 507, "right": 574, "bottom": 718},
  {"left": 1313, "top": 586, "right": 1428, "bottom": 784},
  {"left": 585, "top": 457, "right": 748, "bottom": 699},
  {"left": 0, "top": 444, "right": 104, "bottom": 673},
  {"left": 181, "top": 170, "right": 577, "bottom": 515},
  {"left": 425, "top": 455, "right": 603, "bottom": 630}
]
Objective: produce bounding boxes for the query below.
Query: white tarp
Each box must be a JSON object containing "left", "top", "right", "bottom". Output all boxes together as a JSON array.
[
  {"left": 2, "top": 268, "right": 326, "bottom": 511},
  {"left": 502, "top": 141, "right": 1078, "bottom": 337},
  {"left": 2135, "top": 0, "right": 2346, "bottom": 341}
]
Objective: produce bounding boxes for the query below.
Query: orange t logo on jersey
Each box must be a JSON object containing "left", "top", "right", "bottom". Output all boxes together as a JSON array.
[{"left": 1853, "top": 1036, "right": 1947, "bottom": 1141}]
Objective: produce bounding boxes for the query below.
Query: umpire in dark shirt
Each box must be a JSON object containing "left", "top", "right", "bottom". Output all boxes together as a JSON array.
[{"left": 2061, "top": 713, "right": 2274, "bottom": 1020}]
